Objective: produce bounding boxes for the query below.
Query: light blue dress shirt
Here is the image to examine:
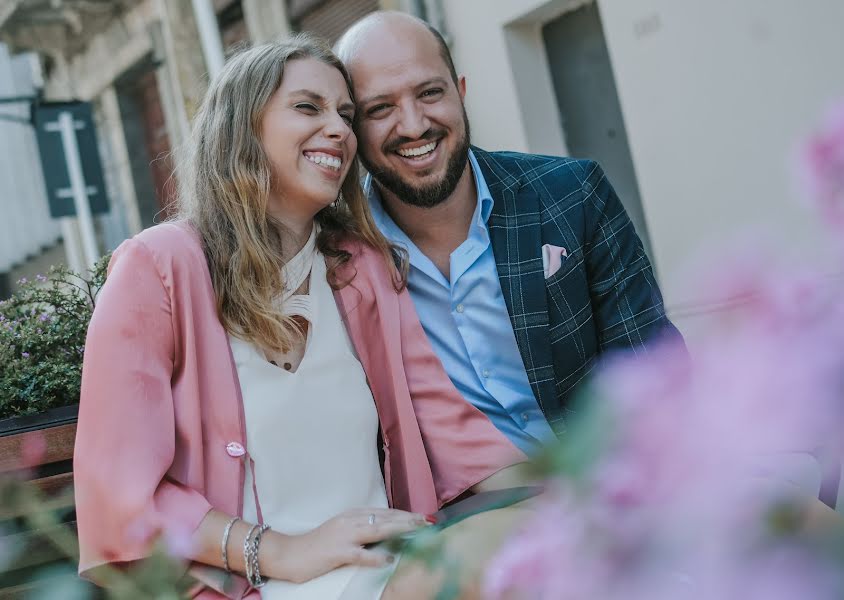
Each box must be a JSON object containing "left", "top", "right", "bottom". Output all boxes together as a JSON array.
[{"left": 366, "top": 151, "right": 557, "bottom": 455}]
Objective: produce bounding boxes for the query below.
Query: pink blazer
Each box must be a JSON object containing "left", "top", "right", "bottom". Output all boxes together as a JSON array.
[{"left": 74, "top": 223, "right": 524, "bottom": 598}]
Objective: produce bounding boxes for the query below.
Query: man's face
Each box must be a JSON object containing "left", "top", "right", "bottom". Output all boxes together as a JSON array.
[{"left": 348, "top": 28, "right": 470, "bottom": 208}]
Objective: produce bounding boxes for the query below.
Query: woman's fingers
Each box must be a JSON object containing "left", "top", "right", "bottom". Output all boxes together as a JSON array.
[
  {"left": 338, "top": 508, "right": 430, "bottom": 544},
  {"left": 351, "top": 508, "right": 426, "bottom": 522},
  {"left": 345, "top": 546, "right": 397, "bottom": 569},
  {"left": 347, "top": 509, "right": 427, "bottom": 528},
  {"left": 354, "top": 514, "right": 429, "bottom": 544}
]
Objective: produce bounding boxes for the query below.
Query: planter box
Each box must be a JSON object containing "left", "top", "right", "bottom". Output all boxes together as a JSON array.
[
  {"left": 0, "top": 404, "right": 79, "bottom": 438},
  {"left": 0, "top": 404, "right": 78, "bottom": 494}
]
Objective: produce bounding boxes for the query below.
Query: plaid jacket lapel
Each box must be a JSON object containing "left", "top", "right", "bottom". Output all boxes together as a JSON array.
[{"left": 474, "top": 148, "right": 557, "bottom": 416}]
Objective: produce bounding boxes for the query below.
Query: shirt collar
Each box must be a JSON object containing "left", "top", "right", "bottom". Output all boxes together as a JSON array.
[
  {"left": 468, "top": 149, "right": 494, "bottom": 227},
  {"left": 366, "top": 149, "right": 493, "bottom": 242}
]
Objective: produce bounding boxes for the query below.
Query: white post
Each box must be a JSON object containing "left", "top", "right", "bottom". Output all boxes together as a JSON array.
[
  {"left": 60, "top": 217, "right": 85, "bottom": 274},
  {"left": 191, "top": 0, "right": 225, "bottom": 79},
  {"left": 243, "top": 0, "right": 291, "bottom": 44},
  {"left": 99, "top": 86, "right": 143, "bottom": 235},
  {"left": 57, "top": 111, "right": 99, "bottom": 269}
]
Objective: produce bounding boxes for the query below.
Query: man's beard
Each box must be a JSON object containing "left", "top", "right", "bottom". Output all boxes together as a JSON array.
[{"left": 362, "top": 112, "right": 471, "bottom": 209}]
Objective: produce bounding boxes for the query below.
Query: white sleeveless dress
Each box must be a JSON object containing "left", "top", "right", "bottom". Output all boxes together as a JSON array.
[{"left": 229, "top": 229, "right": 395, "bottom": 599}]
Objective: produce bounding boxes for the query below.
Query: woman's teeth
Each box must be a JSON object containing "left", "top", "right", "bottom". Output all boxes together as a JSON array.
[
  {"left": 397, "top": 141, "right": 437, "bottom": 158},
  {"left": 304, "top": 152, "right": 342, "bottom": 171}
]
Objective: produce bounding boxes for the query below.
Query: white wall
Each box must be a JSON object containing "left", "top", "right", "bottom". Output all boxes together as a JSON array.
[
  {"left": 598, "top": 0, "right": 844, "bottom": 313},
  {"left": 439, "top": 0, "right": 577, "bottom": 155},
  {"left": 0, "top": 46, "right": 60, "bottom": 272},
  {"left": 440, "top": 0, "right": 844, "bottom": 335}
]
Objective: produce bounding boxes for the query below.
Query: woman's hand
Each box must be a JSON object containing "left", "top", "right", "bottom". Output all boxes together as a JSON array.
[{"left": 272, "top": 508, "right": 431, "bottom": 584}]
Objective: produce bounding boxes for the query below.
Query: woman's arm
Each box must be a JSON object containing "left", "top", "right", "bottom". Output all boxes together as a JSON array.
[
  {"left": 191, "top": 508, "right": 429, "bottom": 584},
  {"left": 74, "top": 239, "right": 213, "bottom": 579}
]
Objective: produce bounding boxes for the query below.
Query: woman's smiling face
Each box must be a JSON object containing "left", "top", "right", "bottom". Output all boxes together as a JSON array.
[{"left": 260, "top": 57, "right": 357, "bottom": 224}]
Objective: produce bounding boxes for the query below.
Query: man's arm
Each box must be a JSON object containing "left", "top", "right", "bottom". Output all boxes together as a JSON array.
[{"left": 581, "top": 161, "right": 684, "bottom": 353}]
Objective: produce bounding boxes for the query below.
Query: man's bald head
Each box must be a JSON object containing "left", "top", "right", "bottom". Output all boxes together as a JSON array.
[
  {"left": 335, "top": 11, "right": 471, "bottom": 210},
  {"left": 335, "top": 11, "right": 458, "bottom": 87}
]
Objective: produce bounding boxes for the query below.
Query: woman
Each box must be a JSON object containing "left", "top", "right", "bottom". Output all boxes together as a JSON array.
[{"left": 73, "top": 35, "right": 525, "bottom": 599}]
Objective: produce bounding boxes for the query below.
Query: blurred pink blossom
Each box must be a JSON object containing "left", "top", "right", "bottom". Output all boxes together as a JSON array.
[
  {"left": 19, "top": 431, "right": 47, "bottom": 469},
  {"left": 485, "top": 231, "right": 844, "bottom": 599},
  {"left": 125, "top": 516, "right": 196, "bottom": 560},
  {"left": 797, "top": 101, "right": 844, "bottom": 231},
  {"left": 163, "top": 523, "right": 197, "bottom": 559},
  {"left": 484, "top": 489, "right": 612, "bottom": 600}
]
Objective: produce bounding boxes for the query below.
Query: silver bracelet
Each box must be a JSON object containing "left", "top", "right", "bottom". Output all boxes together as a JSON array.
[
  {"left": 245, "top": 523, "right": 271, "bottom": 588},
  {"left": 221, "top": 517, "right": 240, "bottom": 572},
  {"left": 243, "top": 524, "right": 261, "bottom": 585}
]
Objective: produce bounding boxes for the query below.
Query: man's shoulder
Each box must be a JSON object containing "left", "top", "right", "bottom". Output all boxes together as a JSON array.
[{"left": 472, "top": 147, "right": 598, "bottom": 190}]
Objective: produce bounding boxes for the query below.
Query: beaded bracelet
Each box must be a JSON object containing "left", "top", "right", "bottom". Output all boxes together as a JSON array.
[
  {"left": 243, "top": 524, "right": 261, "bottom": 585},
  {"left": 244, "top": 523, "right": 271, "bottom": 588},
  {"left": 220, "top": 517, "right": 240, "bottom": 572},
  {"left": 251, "top": 523, "right": 271, "bottom": 587}
]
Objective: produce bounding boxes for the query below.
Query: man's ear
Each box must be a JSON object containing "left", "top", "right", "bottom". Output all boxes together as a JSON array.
[{"left": 457, "top": 75, "right": 466, "bottom": 101}]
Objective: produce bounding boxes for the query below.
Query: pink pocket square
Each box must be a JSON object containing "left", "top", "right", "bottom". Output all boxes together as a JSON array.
[{"left": 542, "top": 244, "right": 568, "bottom": 279}]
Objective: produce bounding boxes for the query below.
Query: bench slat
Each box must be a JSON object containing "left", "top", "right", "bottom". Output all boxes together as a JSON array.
[{"left": 0, "top": 424, "right": 77, "bottom": 473}]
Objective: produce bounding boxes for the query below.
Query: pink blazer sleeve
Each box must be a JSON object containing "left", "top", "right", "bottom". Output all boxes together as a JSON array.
[
  {"left": 74, "top": 239, "right": 212, "bottom": 579},
  {"left": 394, "top": 278, "right": 527, "bottom": 506}
]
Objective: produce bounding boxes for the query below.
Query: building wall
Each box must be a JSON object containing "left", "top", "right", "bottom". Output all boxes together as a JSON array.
[
  {"left": 0, "top": 46, "right": 61, "bottom": 282},
  {"left": 289, "top": 0, "right": 380, "bottom": 44},
  {"left": 597, "top": 0, "right": 844, "bottom": 315},
  {"left": 437, "top": 0, "right": 584, "bottom": 155},
  {"left": 438, "top": 0, "right": 844, "bottom": 339}
]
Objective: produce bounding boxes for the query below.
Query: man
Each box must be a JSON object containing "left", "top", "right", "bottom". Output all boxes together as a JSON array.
[{"left": 336, "top": 12, "right": 683, "bottom": 455}]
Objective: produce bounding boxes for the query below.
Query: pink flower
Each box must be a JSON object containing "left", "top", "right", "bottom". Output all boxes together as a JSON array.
[
  {"left": 125, "top": 517, "right": 158, "bottom": 548},
  {"left": 797, "top": 100, "right": 844, "bottom": 232},
  {"left": 125, "top": 517, "right": 196, "bottom": 561},
  {"left": 163, "top": 524, "right": 197, "bottom": 559},
  {"left": 486, "top": 235, "right": 844, "bottom": 599},
  {"left": 484, "top": 489, "right": 611, "bottom": 600},
  {"left": 20, "top": 432, "right": 46, "bottom": 469}
]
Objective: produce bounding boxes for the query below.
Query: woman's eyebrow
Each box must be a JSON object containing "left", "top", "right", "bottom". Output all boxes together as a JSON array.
[
  {"left": 289, "top": 89, "right": 355, "bottom": 113},
  {"left": 288, "top": 89, "right": 326, "bottom": 103}
]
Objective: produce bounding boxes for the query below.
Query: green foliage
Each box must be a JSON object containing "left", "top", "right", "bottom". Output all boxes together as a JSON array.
[{"left": 0, "top": 256, "right": 109, "bottom": 419}]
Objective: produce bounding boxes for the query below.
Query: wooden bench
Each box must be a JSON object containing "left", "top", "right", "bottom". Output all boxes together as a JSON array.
[{"left": 0, "top": 420, "right": 94, "bottom": 595}]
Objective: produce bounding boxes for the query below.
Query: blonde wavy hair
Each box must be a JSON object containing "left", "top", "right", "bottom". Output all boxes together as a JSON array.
[{"left": 175, "top": 34, "right": 407, "bottom": 354}]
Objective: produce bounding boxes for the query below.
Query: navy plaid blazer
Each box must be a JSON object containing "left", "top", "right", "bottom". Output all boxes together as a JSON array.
[{"left": 473, "top": 147, "right": 682, "bottom": 431}]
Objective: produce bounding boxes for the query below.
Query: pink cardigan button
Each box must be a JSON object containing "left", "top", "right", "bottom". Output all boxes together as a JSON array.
[{"left": 225, "top": 442, "right": 245, "bottom": 457}]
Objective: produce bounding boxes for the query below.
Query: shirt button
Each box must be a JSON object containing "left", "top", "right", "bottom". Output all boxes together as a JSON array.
[
  {"left": 482, "top": 369, "right": 490, "bottom": 378},
  {"left": 455, "top": 304, "right": 465, "bottom": 313},
  {"left": 225, "top": 442, "right": 246, "bottom": 457},
  {"left": 521, "top": 412, "right": 530, "bottom": 422}
]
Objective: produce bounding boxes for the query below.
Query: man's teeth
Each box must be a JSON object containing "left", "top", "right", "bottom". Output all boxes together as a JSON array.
[
  {"left": 397, "top": 141, "right": 437, "bottom": 158},
  {"left": 304, "top": 152, "right": 342, "bottom": 170}
]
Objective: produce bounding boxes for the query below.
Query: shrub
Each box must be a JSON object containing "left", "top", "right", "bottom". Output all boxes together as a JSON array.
[{"left": 0, "top": 256, "right": 109, "bottom": 419}]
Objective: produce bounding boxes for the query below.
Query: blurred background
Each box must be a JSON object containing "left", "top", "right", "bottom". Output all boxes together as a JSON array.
[{"left": 1, "top": 0, "right": 842, "bottom": 345}]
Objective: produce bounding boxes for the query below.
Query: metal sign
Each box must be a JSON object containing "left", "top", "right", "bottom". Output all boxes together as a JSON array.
[{"left": 34, "top": 101, "right": 108, "bottom": 218}]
